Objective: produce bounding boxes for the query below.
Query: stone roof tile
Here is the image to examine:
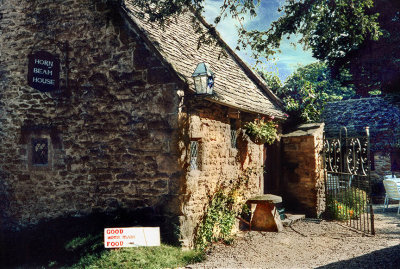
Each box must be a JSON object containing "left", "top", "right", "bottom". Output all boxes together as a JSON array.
[
  {"left": 122, "top": 3, "right": 285, "bottom": 118},
  {"left": 322, "top": 95, "right": 400, "bottom": 151}
]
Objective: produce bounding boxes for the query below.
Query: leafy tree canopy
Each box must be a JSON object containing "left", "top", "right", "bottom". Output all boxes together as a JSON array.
[
  {"left": 127, "top": 0, "right": 399, "bottom": 96},
  {"left": 346, "top": 0, "right": 400, "bottom": 95},
  {"left": 262, "top": 62, "right": 355, "bottom": 125}
]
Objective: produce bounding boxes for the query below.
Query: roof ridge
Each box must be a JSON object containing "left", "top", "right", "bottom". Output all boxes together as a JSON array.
[
  {"left": 190, "top": 7, "right": 285, "bottom": 111},
  {"left": 120, "top": 2, "right": 286, "bottom": 118}
]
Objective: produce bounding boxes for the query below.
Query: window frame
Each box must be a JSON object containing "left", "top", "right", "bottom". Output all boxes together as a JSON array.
[
  {"left": 230, "top": 118, "right": 238, "bottom": 149},
  {"left": 28, "top": 134, "right": 53, "bottom": 170},
  {"left": 190, "top": 140, "right": 199, "bottom": 170}
]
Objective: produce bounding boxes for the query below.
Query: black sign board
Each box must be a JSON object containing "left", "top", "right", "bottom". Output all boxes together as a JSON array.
[{"left": 28, "top": 51, "right": 60, "bottom": 92}]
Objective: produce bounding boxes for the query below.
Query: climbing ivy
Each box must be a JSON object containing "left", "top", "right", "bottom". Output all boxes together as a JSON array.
[{"left": 195, "top": 167, "right": 258, "bottom": 250}]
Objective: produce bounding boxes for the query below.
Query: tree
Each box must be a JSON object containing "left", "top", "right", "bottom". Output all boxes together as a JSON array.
[
  {"left": 240, "top": 0, "right": 393, "bottom": 96},
  {"left": 346, "top": 0, "right": 400, "bottom": 95},
  {"left": 262, "top": 62, "right": 355, "bottom": 124},
  {"left": 128, "top": 0, "right": 400, "bottom": 96}
]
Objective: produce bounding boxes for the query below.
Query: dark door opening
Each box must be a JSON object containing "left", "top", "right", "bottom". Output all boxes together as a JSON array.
[{"left": 263, "top": 141, "right": 281, "bottom": 194}]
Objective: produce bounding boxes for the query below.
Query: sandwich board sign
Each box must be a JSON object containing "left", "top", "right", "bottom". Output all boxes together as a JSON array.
[
  {"left": 28, "top": 50, "right": 60, "bottom": 92},
  {"left": 104, "top": 227, "right": 160, "bottom": 248}
]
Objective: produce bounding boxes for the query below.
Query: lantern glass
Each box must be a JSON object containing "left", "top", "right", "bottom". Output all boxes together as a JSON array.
[
  {"left": 206, "top": 76, "right": 214, "bottom": 94},
  {"left": 192, "top": 63, "right": 214, "bottom": 95}
]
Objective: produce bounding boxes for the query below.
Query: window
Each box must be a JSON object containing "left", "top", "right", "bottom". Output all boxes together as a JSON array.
[
  {"left": 31, "top": 138, "right": 49, "bottom": 165},
  {"left": 27, "top": 134, "right": 53, "bottom": 170},
  {"left": 21, "top": 125, "right": 58, "bottom": 170},
  {"left": 230, "top": 119, "right": 237, "bottom": 148},
  {"left": 190, "top": 141, "right": 199, "bottom": 170}
]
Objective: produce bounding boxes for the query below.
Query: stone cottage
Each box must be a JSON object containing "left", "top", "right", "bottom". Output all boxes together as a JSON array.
[
  {"left": 0, "top": 0, "right": 286, "bottom": 247},
  {"left": 323, "top": 95, "right": 400, "bottom": 200}
]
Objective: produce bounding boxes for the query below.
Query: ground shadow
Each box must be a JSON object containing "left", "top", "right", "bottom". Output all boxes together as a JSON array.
[
  {"left": 316, "top": 244, "right": 400, "bottom": 269},
  {"left": 0, "top": 208, "right": 177, "bottom": 268}
]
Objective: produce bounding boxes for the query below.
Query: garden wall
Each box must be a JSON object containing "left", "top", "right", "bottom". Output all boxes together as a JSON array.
[{"left": 281, "top": 123, "right": 325, "bottom": 217}]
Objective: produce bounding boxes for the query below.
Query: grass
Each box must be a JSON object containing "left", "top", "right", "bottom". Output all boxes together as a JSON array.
[
  {"left": 68, "top": 243, "right": 204, "bottom": 269},
  {"left": 0, "top": 210, "right": 205, "bottom": 268},
  {"left": 2, "top": 230, "right": 204, "bottom": 269},
  {"left": 62, "top": 232, "right": 204, "bottom": 269}
]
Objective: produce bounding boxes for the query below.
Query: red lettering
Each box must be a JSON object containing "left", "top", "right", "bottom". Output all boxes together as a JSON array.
[
  {"left": 107, "top": 236, "right": 120, "bottom": 239},
  {"left": 106, "top": 228, "right": 124, "bottom": 236},
  {"left": 109, "top": 241, "right": 123, "bottom": 247}
]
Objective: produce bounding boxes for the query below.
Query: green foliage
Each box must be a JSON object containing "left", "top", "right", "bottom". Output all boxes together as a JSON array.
[
  {"left": 242, "top": 0, "right": 384, "bottom": 95},
  {"left": 195, "top": 167, "right": 258, "bottom": 250},
  {"left": 70, "top": 244, "right": 204, "bottom": 269},
  {"left": 328, "top": 200, "right": 354, "bottom": 220},
  {"left": 243, "top": 117, "right": 278, "bottom": 145},
  {"left": 242, "top": 0, "right": 381, "bottom": 60},
  {"left": 131, "top": 0, "right": 400, "bottom": 95},
  {"left": 327, "top": 187, "right": 367, "bottom": 220},
  {"left": 348, "top": 0, "right": 400, "bottom": 95},
  {"left": 65, "top": 234, "right": 103, "bottom": 254},
  {"left": 263, "top": 62, "right": 355, "bottom": 125},
  {"left": 262, "top": 71, "right": 282, "bottom": 93},
  {"left": 64, "top": 229, "right": 204, "bottom": 268},
  {"left": 283, "top": 62, "right": 355, "bottom": 100},
  {"left": 195, "top": 191, "right": 237, "bottom": 250},
  {"left": 368, "top": 89, "right": 382, "bottom": 96},
  {"left": 255, "top": 0, "right": 399, "bottom": 95}
]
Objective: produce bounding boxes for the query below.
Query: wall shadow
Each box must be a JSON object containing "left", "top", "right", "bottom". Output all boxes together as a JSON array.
[{"left": 0, "top": 207, "right": 177, "bottom": 268}]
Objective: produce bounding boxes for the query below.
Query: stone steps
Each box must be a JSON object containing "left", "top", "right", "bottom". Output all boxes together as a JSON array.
[{"left": 282, "top": 214, "right": 305, "bottom": 227}]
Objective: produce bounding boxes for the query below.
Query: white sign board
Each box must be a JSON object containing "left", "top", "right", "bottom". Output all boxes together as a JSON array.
[{"left": 104, "top": 227, "right": 161, "bottom": 248}]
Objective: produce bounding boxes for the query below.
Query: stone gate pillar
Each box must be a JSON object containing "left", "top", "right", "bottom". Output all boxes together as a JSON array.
[{"left": 281, "top": 123, "right": 325, "bottom": 217}]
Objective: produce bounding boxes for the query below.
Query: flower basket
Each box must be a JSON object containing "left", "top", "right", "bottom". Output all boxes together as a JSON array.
[
  {"left": 243, "top": 117, "right": 277, "bottom": 145},
  {"left": 248, "top": 135, "right": 270, "bottom": 145}
]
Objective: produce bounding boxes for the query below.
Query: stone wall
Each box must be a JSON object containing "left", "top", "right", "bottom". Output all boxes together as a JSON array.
[
  {"left": 0, "top": 0, "right": 182, "bottom": 228},
  {"left": 178, "top": 101, "right": 264, "bottom": 247},
  {"left": 281, "top": 123, "right": 325, "bottom": 217},
  {"left": 0, "top": 0, "right": 267, "bottom": 248}
]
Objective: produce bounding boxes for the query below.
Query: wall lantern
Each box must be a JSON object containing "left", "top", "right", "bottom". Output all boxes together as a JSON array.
[{"left": 191, "top": 62, "right": 215, "bottom": 95}]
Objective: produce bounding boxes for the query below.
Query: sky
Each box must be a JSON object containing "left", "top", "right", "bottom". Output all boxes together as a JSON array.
[{"left": 203, "top": 0, "right": 316, "bottom": 82}]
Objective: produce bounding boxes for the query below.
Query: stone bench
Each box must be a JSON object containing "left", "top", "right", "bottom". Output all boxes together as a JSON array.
[{"left": 245, "top": 194, "right": 283, "bottom": 232}]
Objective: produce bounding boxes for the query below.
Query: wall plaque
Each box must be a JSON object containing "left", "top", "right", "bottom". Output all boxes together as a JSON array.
[{"left": 28, "top": 51, "right": 60, "bottom": 92}]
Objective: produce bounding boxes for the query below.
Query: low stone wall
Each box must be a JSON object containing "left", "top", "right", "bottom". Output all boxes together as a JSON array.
[{"left": 281, "top": 123, "right": 325, "bottom": 217}]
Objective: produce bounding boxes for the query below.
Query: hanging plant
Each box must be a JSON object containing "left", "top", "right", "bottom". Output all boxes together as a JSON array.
[{"left": 243, "top": 116, "right": 278, "bottom": 145}]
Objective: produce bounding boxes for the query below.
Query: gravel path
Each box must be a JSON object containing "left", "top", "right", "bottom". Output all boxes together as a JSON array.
[{"left": 188, "top": 205, "right": 400, "bottom": 268}]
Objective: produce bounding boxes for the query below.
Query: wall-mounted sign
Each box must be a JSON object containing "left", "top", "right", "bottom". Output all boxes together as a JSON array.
[
  {"left": 104, "top": 227, "right": 161, "bottom": 248},
  {"left": 28, "top": 51, "right": 60, "bottom": 92}
]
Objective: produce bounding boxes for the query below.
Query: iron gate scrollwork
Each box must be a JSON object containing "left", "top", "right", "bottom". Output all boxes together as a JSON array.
[{"left": 324, "top": 127, "right": 374, "bottom": 235}]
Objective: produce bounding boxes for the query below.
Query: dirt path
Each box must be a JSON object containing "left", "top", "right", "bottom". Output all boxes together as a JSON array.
[{"left": 188, "top": 206, "right": 400, "bottom": 268}]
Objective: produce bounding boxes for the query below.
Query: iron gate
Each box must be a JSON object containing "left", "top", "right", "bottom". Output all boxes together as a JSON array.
[{"left": 324, "top": 127, "right": 375, "bottom": 235}]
